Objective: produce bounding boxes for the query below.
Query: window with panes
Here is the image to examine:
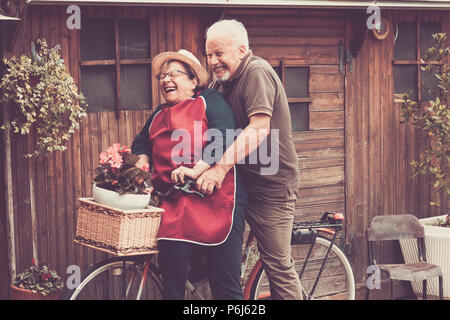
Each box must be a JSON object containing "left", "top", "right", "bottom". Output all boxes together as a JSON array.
[
  {"left": 273, "top": 62, "right": 310, "bottom": 132},
  {"left": 393, "top": 21, "right": 441, "bottom": 102},
  {"left": 80, "top": 19, "right": 151, "bottom": 115}
]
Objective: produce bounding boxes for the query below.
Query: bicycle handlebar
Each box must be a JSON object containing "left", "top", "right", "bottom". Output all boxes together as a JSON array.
[
  {"left": 150, "top": 178, "right": 204, "bottom": 207},
  {"left": 173, "top": 178, "right": 204, "bottom": 198}
]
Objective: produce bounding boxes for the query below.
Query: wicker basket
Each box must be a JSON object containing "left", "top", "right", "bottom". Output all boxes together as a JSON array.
[{"left": 74, "top": 198, "right": 163, "bottom": 256}]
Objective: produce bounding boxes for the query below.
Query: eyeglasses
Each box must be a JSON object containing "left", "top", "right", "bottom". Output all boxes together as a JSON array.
[{"left": 156, "top": 70, "right": 189, "bottom": 81}]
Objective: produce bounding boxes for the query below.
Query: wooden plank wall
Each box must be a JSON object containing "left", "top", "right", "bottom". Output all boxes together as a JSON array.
[
  {"left": 1, "top": 5, "right": 208, "bottom": 283},
  {"left": 0, "top": 60, "right": 8, "bottom": 298},
  {"left": 0, "top": 23, "right": 8, "bottom": 297},
  {"left": 225, "top": 9, "right": 346, "bottom": 221},
  {"left": 2, "top": 5, "right": 449, "bottom": 297},
  {"left": 345, "top": 10, "right": 450, "bottom": 286}
]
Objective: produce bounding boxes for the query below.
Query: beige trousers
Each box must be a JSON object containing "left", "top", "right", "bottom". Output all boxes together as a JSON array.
[{"left": 246, "top": 198, "right": 303, "bottom": 300}]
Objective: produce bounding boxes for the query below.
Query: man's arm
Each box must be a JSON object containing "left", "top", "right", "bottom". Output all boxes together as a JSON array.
[
  {"left": 172, "top": 88, "right": 237, "bottom": 184},
  {"left": 196, "top": 113, "right": 270, "bottom": 195}
]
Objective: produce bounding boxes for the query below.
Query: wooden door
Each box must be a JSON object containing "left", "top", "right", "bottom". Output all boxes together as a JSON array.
[{"left": 225, "top": 9, "right": 346, "bottom": 222}]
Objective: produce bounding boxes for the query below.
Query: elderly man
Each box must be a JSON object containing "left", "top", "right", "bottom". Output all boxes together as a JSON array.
[{"left": 196, "top": 19, "right": 303, "bottom": 300}]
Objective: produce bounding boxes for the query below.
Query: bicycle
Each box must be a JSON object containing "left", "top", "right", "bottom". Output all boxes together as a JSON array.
[
  {"left": 250, "top": 212, "right": 355, "bottom": 300},
  {"left": 64, "top": 180, "right": 355, "bottom": 300}
]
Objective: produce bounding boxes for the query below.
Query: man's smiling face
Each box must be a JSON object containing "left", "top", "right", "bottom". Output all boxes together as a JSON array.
[{"left": 206, "top": 35, "right": 246, "bottom": 82}]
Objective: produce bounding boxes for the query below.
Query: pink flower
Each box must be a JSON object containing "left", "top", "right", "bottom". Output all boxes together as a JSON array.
[
  {"left": 99, "top": 152, "right": 109, "bottom": 164},
  {"left": 101, "top": 144, "right": 123, "bottom": 168},
  {"left": 106, "top": 146, "right": 116, "bottom": 156},
  {"left": 109, "top": 153, "right": 123, "bottom": 168},
  {"left": 119, "top": 145, "right": 131, "bottom": 154},
  {"left": 94, "top": 143, "right": 151, "bottom": 195},
  {"left": 112, "top": 143, "right": 121, "bottom": 151},
  {"left": 41, "top": 273, "right": 50, "bottom": 281}
]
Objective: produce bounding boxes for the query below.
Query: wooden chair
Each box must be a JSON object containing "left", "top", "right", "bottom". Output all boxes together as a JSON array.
[{"left": 366, "top": 214, "right": 443, "bottom": 300}]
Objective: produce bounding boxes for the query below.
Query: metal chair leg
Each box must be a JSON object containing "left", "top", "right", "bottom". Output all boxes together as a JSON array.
[
  {"left": 422, "top": 279, "right": 427, "bottom": 300},
  {"left": 390, "top": 279, "right": 394, "bottom": 300},
  {"left": 365, "top": 287, "right": 370, "bottom": 300},
  {"left": 439, "top": 276, "right": 443, "bottom": 300}
]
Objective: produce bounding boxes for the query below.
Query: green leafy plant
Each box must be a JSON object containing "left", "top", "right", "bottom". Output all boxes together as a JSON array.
[
  {"left": 94, "top": 143, "right": 152, "bottom": 195},
  {"left": 400, "top": 33, "right": 449, "bottom": 217},
  {"left": 0, "top": 38, "right": 87, "bottom": 158},
  {"left": 13, "top": 259, "right": 63, "bottom": 296}
]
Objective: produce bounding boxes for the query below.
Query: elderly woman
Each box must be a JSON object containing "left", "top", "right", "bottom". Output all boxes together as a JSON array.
[{"left": 131, "top": 50, "right": 246, "bottom": 300}]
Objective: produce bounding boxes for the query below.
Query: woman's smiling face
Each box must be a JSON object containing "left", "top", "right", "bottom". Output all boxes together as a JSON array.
[{"left": 158, "top": 61, "right": 198, "bottom": 105}]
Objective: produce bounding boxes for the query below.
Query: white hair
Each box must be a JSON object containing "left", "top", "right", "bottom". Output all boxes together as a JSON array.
[{"left": 206, "top": 19, "right": 249, "bottom": 51}]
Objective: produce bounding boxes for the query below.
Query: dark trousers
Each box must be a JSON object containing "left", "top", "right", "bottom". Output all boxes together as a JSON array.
[{"left": 157, "top": 204, "right": 245, "bottom": 300}]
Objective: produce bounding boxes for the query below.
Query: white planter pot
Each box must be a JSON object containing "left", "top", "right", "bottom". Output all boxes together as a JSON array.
[
  {"left": 92, "top": 184, "right": 151, "bottom": 210},
  {"left": 399, "top": 215, "right": 450, "bottom": 299}
]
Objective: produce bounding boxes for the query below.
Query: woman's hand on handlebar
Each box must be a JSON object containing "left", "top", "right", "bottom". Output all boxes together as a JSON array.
[{"left": 135, "top": 154, "right": 150, "bottom": 170}]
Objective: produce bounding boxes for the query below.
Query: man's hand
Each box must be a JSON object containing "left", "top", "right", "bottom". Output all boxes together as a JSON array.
[
  {"left": 171, "top": 160, "right": 212, "bottom": 184},
  {"left": 196, "top": 164, "right": 228, "bottom": 195},
  {"left": 194, "top": 114, "right": 270, "bottom": 195}
]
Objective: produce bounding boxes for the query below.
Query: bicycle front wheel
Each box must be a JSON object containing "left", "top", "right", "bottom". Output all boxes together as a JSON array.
[
  {"left": 250, "top": 236, "right": 355, "bottom": 300},
  {"left": 64, "top": 257, "right": 163, "bottom": 300}
]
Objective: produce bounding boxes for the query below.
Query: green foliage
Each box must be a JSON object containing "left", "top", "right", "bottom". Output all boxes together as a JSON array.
[
  {"left": 0, "top": 38, "right": 87, "bottom": 158},
  {"left": 13, "top": 260, "right": 63, "bottom": 296},
  {"left": 93, "top": 143, "right": 152, "bottom": 195},
  {"left": 401, "top": 33, "right": 450, "bottom": 205}
]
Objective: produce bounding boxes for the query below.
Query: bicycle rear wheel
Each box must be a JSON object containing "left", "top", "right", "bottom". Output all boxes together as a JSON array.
[
  {"left": 64, "top": 256, "right": 163, "bottom": 300},
  {"left": 250, "top": 236, "right": 355, "bottom": 300}
]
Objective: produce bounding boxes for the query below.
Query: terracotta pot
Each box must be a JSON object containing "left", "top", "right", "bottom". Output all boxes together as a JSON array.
[
  {"left": 92, "top": 184, "right": 151, "bottom": 210},
  {"left": 10, "top": 285, "right": 60, "bottom": 300}
]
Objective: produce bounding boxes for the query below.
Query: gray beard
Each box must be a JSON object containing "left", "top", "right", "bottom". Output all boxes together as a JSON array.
[{"left": 216, "top": 70, "right": 231, "bottom": 82}]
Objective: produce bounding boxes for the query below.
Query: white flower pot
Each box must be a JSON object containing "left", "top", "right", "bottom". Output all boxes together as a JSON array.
[
  {"left": 399, "top": 215, "right": 450, "bottom": 299},
  {"left": 92, "top": 184, "right": 151, "bottom": 210}
]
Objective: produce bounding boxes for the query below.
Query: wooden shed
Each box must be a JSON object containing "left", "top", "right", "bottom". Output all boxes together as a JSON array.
[{"left": 1, "top": 0, "right": 449, "bottom": 299}]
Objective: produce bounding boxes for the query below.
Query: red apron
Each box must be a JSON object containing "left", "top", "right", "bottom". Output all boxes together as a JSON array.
[{"left": 149, "top": 96, "right": 235, "bottom": 245}]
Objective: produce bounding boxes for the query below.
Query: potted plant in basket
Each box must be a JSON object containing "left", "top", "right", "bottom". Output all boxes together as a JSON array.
[
  {"left": 11, "top": 259, "right": 63, "bottom": 300},
  {"left": 74, "top": 144, "right": 162, "bottom": 256},
  {"left": 92, "top": 143, "right": 152, "bottom": 210},
  {"left": 399, "top": 33, "right": 450, "bottom": 298}
]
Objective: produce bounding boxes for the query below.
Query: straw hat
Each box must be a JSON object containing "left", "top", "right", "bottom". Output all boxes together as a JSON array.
[{"left": 152, "top": 49, "right": 210, "bottom": 87}]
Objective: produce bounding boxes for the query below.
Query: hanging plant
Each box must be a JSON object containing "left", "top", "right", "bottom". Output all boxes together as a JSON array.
[{"left": 0, "top": 38, "right": 87, "bottom": 158}]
